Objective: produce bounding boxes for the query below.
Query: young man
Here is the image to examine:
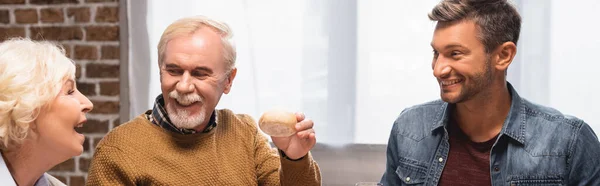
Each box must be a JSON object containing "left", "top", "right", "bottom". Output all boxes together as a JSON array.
[
  {"left": 87, "top": 16, "right": 321, "bottom": 185},
  {"left": 381, "top": 0, "right": 600, "bottom": 185}
]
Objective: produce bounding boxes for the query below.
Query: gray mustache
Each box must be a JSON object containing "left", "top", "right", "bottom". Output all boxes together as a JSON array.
[{"left": 169, "top": 90, "right": 202, "bottom": 104}]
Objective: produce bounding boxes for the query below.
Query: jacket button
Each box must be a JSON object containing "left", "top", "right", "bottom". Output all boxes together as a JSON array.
[
  {"left": 438, "top": 157, "right": 444, "bottom": 162},
  {"left": 405, "top": 177, "right": 411, "bottom": 182},
  {"left": 494, "top": 166, "right": 500, "bottom": 171}
]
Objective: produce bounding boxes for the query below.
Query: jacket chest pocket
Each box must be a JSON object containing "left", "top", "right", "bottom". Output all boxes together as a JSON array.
[
  {"left": 508, "top": 177, "right": 563, "bottom": 186},
  {"left": 395, "top": 157, "right": 428, "bottom": 185}
]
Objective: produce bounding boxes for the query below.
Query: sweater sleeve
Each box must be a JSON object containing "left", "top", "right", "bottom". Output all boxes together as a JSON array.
[
  {"left": 278, "top": 150, "right": 321, "bottom": 186},
  {"left": 254, "top": 131, "right": 281, "bottom": 186},
  {"left": 245, "top": 115, "right": 321, "bottom": 186},
  {"left": 86, "top": 144, "right": 139, "bottom": 186},
  {"left": 232, "top": 114, "right": 321, "bottom": 186}
]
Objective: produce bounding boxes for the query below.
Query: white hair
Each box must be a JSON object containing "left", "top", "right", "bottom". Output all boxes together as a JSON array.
[
  {"left": 0, "top": 38, "right": 76, "bottom": 149},
  {"left": 157, "top": 15, "right": 236, "bottom": 72},
  {"left": 166, "top": 90, "right": 206, "bottom": 129}
]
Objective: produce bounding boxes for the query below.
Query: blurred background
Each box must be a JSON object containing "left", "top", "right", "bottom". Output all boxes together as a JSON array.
[
  {"left": 131, "top": 0, "right": 600, "bottom": 145},
  {"left": 1, "top": 0, "right": 599, "bottom": 185},
  {"left": 133, "top": 0, "right": 600, "bottom": 185}
]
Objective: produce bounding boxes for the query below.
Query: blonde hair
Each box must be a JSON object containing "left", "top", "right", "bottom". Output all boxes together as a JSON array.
[
  {"left": 0, "top": 38, "right": 76, "bottom": 149},
  {"left": 157, "top": 15, "right": 236, "bottom": 72},
  {"left": 429, "top": 0, "right": 521, "bottom": 53}
]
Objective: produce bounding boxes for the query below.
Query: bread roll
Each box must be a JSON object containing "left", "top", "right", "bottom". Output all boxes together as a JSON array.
[{"left": 258, "top": 110, "right": 297, "bottom": 137}]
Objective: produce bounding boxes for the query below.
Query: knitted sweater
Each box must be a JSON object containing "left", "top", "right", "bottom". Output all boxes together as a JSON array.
[{"left": 86, "top": 109, "right": 321, "bottom": 185}]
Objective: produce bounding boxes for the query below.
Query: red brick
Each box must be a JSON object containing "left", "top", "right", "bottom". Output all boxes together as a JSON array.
[
  {"left": 96, "top": 6, "right": 118, "bottom": 23},
  {"left": 85, "top": 26, "right": 118, "bottom": 41},
  {"left": 78, "top": 156, "right": 91, "bottom": 172},
  {"left": 74, "top": 45, "right": 98, "bottom": 60},
  {"left": 75, "top": 119, "right": 109, "bottom": 133},
  {"left": 70, "top": 175, "right": 86, "bottom": 186},
  {"left": 0, "top": 0, "right": 25, "bottom": 4},
  {"left": 92, "top": 136, "right": 103, "bottom": 149},
  {"left": 0, "top": 27, "right": 26, "bottom": 41},
  {"left": 86, "top": 64, "right": 119, "bottom": 78},
  {"left": 0, "top": 10, "right": 9, "bottom": 24},
  {"left": 40, "top": 8, "right": 64, "bottom": 23},
  {"left": 112, "top": 117, "right": 121, "bottom": 127},
  {"left": 82, "top": 136, "right": 90, "bottom": 153},
  {"left": 31, "top": 26, "right": 83, "bottom": 41},
  {"left": 86, "top": 0, "right": 117, "bottom": 2},
  {"left": 99, "top": 81, "right": 119, "bottom": 96},
  {"left": 67, "top": 7, "right": 90, "bottom": 23},
  {"left": 30, "top": 0, "right": 78, "bottom": 4},
  {"left": 101, "top": 45, "right": 119, "bottom": 59},
  {"left": 75, "top": 64, "right": 82, "bottom": 79},
  {"left": 76, "top": 81, "right": 96, "bottom": 96},
  {"left": 89, "top": 101, "right": 119, "bottom": 114},
  {"left": 48, "top": 175, "right": 67, "bottom": 183},
  {"left": 50, "top": 158, "right": 74, "bottom": 171},
  {"left": 14, "top": 9, "right": 37, "bottom": 24},
  {"left": 62, "top": 44, "right": 72, "bottom": 58}
]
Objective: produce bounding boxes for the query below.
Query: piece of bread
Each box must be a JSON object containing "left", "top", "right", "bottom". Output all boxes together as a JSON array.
[{"left": 258, "top": 110, "right": 297, "bottom": 137}]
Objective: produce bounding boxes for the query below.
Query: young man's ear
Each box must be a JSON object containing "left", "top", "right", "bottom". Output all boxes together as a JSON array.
[
  {"left": 493, "top": 41, "right": 517, "bottom": 72},
  {"left": 223, "top": 68, "right": 237, "bottom": 94}
]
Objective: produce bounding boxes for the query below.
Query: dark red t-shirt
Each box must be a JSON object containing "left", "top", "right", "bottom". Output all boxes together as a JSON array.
[{"left": 439, "top": 121, "right": 498, "bottom": 186}]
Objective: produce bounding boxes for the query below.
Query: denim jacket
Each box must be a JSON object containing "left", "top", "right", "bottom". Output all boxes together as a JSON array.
[{"left": 381, "top": 83, "right": 600, "bottom": 186}]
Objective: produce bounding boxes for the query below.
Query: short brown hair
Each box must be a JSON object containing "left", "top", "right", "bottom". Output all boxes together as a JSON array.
[{"left": 429, "top": 0, "right": 521, "bottom": 53}]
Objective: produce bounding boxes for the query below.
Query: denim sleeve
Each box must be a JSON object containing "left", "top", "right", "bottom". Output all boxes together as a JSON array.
[
  {"left": 567, "top": 122, "right": 600, "bottom": 185},
  {"left": 381, "top": 115, "right": 402, "bottom": 185}
]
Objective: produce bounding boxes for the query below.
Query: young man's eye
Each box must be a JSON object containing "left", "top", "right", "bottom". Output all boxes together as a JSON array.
[
  {"left": 451, "top": 51, "right": 462, "bottom": 56},
  {"left": 432, "top": 50, "right": 439, "bottom": 59},
  {"left": 67, "top": 90, "right": 75, "bottom": 95}
]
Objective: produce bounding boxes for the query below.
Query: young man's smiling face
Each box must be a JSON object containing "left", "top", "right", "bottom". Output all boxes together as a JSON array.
[{"left": 431, "top": 20, "right": 494, "bottom": 104}]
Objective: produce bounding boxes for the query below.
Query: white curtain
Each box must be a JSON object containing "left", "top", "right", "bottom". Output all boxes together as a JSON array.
[
  {"left": 510, "top": 0, "right": 600, "bottom": 133},
  {"left": 354, "top": 0, "right": 440, "bottom": 144},
  {"left": 130, "top": 0, "right": 358, "bottom": 144},
  {"left": 129, "top": 0, "right": 600, "bottom": 145}
]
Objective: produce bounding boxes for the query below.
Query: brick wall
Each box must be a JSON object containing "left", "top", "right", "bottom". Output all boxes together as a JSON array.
[{"left": 0, "top": 0, "right": 121, "bottom": 185}]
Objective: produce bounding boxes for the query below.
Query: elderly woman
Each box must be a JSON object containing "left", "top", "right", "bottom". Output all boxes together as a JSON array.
[{"left": 0, "top": 38, "right": 93, "bottom": 186}]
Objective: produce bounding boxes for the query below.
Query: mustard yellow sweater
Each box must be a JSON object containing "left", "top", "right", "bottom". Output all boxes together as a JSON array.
[{"left": 86, "top": 109, "right": 321, "bottom": 185}]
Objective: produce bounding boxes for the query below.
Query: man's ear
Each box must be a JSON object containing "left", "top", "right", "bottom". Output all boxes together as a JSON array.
[
  {"left": 223, "top": 68, "right": 237, "bottom": 94},
  {"left": 493, "top": 41, "right": 517, "bottom": 72}
]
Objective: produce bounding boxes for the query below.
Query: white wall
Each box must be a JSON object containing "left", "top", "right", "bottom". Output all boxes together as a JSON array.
[
  {"left": 144, "top": 0, "right": 266, "bottom": 116},
  {"left": 354, "top": 0, "right": 440, "bottom": 144},
  {"left": 135, "top": 0, "right": 310, "bottom": 118},
  {"left": 130, "top": 0, "right": 600, "bottom": 145},
  {"left": 549, "top": 0, "right": 600, "bottom": 133},
  {"left": 131, "top": 0, "right": 356, "bottom": 144},
  {"left": 354, "top": 0, "right": 600, "bottom": 143}
]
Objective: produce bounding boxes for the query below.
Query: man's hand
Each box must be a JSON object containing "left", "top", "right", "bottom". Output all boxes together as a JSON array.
[{"left": 271, "top": 112, "right": 316, "bottom": 160}]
